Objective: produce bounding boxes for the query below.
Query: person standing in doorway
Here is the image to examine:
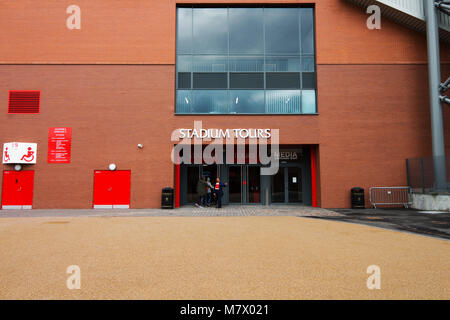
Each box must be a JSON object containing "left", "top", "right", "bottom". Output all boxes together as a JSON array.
[
  {"left": 214, "top": 177, "right": 227, "bottom": 208},
  {"left": 196, "top": 176, "right": 208, "bottom": 208},
  {"left": 206, "top": 177, "right": 213, "bottom": 207}
]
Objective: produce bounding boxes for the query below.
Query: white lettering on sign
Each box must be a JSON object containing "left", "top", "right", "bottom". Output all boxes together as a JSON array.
[
  {"left": 178, "top": 128, "right": 271, "bottom": 140},
  {"left": 3, "top": 142, "right": 37, "bottom": 164},
  {"left": 274, "top": 151, "right": 299, "bottom": 161}
]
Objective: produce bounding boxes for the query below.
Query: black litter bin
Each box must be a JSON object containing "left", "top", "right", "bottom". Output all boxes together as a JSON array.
[
  {"left": 351, "top": 187, "right": 365, "bottom": 209},
  {"left": 161, "top": 187, "right": 174, "bottom": 209}
]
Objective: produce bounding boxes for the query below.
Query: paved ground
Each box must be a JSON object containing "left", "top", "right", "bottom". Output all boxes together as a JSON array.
[
  {"left": 313, "top": 208, "right": 450, "bottom": 240},
  {"left": 0, "top": 211, "right": 449, "bottom": 299},
  {"left": 0, "top": 205, "right": 342, "bottom": 218}
]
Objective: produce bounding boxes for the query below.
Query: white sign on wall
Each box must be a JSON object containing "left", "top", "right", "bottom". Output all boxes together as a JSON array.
[{"left": 3, "top": 142, "right": 37, "bottom": 164}]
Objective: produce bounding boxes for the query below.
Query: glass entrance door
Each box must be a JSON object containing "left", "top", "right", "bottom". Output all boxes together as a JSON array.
[
  {"left": 228, "top": 166, "right": 242, "bottom": 203},
  {"left": 186, "top": 166, "right": 200, "bottom": 203},
  {"left": 271, "top": 167, "right": 303, "bottom": 204},
  {"left": 201, "top": 165, "right": 218, "bottom": 181},
  {"left": 247, "top": 166, "right": 261, "bottom": 203},
  {"left": 271, "top": 168, "right": 285, "bottom": 203},
  {"left": 288, "top": 167, "right": 302, "bottom": 203}
]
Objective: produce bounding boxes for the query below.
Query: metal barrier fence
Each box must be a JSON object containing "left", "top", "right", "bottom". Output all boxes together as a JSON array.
[
  {"left": 369, "top": 187, "right": 411, "bottom": 209},
  {"left": 406, "top": 155, "right": 450, "bottom": 193}
]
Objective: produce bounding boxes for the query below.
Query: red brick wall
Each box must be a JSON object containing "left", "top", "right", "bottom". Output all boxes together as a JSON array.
[
  {"left": 1, "top": 0, "right": 449, "bottom": 64},
  {"left": 1, "top": 1, "right": 449, "bottom": 208}
]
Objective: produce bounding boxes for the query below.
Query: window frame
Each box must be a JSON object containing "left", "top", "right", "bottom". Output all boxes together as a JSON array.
[{"left": 175, "top": 5, "right": 317, "bottom": 115}]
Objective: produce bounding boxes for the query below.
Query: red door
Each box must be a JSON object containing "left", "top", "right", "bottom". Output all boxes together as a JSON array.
[
  {"left": 1, "top": 171, "right": 35, "bottom": 209},
  {"left": 93, "top": 170, "right": 131, "bottom": 209}
]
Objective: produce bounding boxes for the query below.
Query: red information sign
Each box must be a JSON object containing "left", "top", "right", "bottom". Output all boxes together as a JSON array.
[{"left": 47, "top": 127, "right": 72, "bottom": 163}]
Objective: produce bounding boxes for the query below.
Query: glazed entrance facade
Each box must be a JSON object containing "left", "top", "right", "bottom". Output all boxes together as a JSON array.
[{"left": 179, "top": 146, "right": 312, "bottom": 206}]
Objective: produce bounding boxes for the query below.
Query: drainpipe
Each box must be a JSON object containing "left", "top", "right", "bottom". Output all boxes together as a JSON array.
[{"left": 424, "top": 0, "right": 447, "bottom": 191}]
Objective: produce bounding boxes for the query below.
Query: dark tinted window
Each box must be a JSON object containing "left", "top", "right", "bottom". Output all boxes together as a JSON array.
[
  {"left": 266, "top": 73, "right": 301, "bottom": 89},
  {"left": 230, "top": 73, "right": 264, "bottom": 89},
  {"left": 302, "top": 72, "right": 315, "bottom": 89},
  {"left": 193, "top": 73, "right": 227, "bottom": 89},
  {"left": 178, "top": 73, "right": 191, "bottom": 89}
]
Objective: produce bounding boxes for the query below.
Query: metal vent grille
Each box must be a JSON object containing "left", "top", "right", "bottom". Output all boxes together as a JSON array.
[{"left": 8, "top": 90, "right": 41, "bottom": 114}]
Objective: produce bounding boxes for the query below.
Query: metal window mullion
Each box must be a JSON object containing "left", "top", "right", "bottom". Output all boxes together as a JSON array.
[
  {"left": 420, "top": 157, "right": 425, "bottom": 194},
  {"left": 227, "top": 7, "right": 230, "bottom": 113},
  {"left": 263, "top": 7, "right": 267, "bottom": 114},
  {"left": 299, "top": 8, "right": 303, "bottom": 114},
  {"left": 190, "top": 7, "right": 194, "bottom": 113}
]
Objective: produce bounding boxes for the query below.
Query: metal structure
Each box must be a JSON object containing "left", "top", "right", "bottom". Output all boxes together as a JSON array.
[
  {"left": 369, "top": 187, "right": 412, "bottom": 208},
  {"left": 424, "top": 0, "right": 447, "bottom": 191}
]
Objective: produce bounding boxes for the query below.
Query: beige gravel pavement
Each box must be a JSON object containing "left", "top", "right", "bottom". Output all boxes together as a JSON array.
[{"left": 0, "top": 216, "right": 449, "bottom": 299}]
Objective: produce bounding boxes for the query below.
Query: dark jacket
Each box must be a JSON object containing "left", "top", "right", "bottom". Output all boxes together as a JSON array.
[
  {"left": 196, "top": 179, "right": 208, "bottom": 196},
  {"left": 213, "top": 182, "right": 226, "bottom": 196}
]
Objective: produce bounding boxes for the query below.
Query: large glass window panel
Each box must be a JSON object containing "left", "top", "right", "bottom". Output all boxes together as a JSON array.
[
  {"left": 266, "top": 73, "right": 301, "bottom": 89},
  {"left": 229, "top": 56, "right": 264, "bottom": 72},
  {"left": 265, "top": 8, "right": 300, "bottom": 55},
  {"left": 301, "top": 56, "right": 315, "bottom": 72},
  {"left": 229, "top": 90, "right": 265, "bottom": 114},
  {"left": 230, "top": 73, "right": 264, "bottom": 89},
  {"left": 302, "top": 90, "right": 316, "bottom": 114},
  {"left": 176, "top": 55, "right": 192, "bottom": 72},
  {"left": 193, "top": 8, "right": 228, "bottom": 54},
  {"left": 192, "top": 90, "right": 228, "bottom": 113},
  {"left": 193, "top": 73, "right": 227, "bottom": 89},
  {"left": 176, "top": 90, "right": 192, "bottom": 113},
  {"left": 229, "top": 8, "right": 264, "bottom": 54},
  {"left": 266, "top": 90, "right": 301, "bottom": 114},
  {"left": 301, "top": 8, "right": 314, "bottom": 54},
  {"left": 265, "top": 57, "right": 301, "bottom": 72},
  {"left": 192, "top": 55, "right": 228, "bottom": 72},
  {"left": 176, "top": 6, "right": 316, "bottom": 115},
  {"left": 177, "top": 8, "right": 193, "bottom": 54}
]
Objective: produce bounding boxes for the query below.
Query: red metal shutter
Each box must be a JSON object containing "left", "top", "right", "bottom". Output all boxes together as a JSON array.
[{"left": 8, "top": 90, "right": 40, "bottom": 114}]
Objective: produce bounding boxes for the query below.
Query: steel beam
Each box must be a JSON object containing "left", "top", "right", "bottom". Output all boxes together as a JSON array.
[{"left": 424, "top": 0, "right": 447, "bottom": 191}]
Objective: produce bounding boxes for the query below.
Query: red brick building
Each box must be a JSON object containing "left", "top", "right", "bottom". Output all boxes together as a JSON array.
[{"left": 0, "top": 0, "right": 449, "bottom": 209}]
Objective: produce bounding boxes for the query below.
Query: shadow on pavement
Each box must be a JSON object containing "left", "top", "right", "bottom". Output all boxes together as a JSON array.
[{"left": 305, "top": 208, "right": 450, "bottom": 240}]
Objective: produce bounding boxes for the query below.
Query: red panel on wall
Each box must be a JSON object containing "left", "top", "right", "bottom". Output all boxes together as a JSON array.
[
  {"left": 48, "top": 127, "right": 72, "bottom": 163},
  {"left": 93, "top": 170, "right": 131, "bottom": 208},
  {"left": 1, "top": 171, "right": 35, "bottom": 209},
  {"left": 310, "top": 146, "right": 317, "bottom": 208}
]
